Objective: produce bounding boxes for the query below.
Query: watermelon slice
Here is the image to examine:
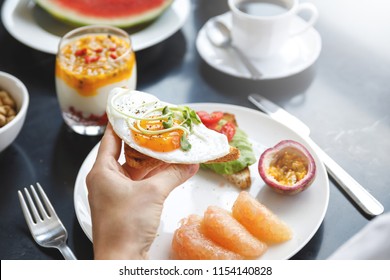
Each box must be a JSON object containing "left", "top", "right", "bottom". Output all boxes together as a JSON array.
[{"left": 34, "top": 0, "right": 174, "bottom": 28}]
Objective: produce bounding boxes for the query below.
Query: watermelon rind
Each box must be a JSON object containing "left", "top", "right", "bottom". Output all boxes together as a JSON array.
[{"left": 34, "top": 0, "right": 174, "bottom": 28}]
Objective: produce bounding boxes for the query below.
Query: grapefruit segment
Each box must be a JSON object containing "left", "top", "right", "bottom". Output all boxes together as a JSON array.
[
  {"left": 232, "top": 191, "right": 293, "bottom": 244},
  {"left": 203, "top": 206, "right": 267, "bottom": 258},
  {"left": 171, "top": 214, "right": 243, "bottom": 260}
]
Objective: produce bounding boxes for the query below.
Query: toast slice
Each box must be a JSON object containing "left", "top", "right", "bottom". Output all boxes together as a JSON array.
[
  {"left": 205, "top": 146, "right": 240, "bottom": 164},
  {"left": 124, "top": 144, "right": 162, "bottom": 169},
  {"left": 222, "top": 167, "right": 251, "bottom": 189},
  {"left": 124, "top": 142, "right": 240, "bottom": 169},
  {"left": 123, "top": 112, "right": 253, "bottom": 189},
  {"left": 203, "top": 113, "right": 253, "bottom": 189}
]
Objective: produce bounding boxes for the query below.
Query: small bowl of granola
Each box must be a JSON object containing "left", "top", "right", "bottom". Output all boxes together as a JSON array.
[{"left": 0, "top": 71, "right": 29, "bottom": 152}]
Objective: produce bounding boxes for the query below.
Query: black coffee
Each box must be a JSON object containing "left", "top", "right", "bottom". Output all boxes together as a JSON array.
[{"left": 236, "top": 0, "right": 290, "bottom": 17}]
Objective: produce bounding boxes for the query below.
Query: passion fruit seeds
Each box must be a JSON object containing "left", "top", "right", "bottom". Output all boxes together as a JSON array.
[{"left": 258, "top": 140, "right": 316, "bottom": 195}]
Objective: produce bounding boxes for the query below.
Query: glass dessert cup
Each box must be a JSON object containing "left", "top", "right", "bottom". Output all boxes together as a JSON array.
[{"left": 55, "top": 25, "right": 137, "bottom": 136}]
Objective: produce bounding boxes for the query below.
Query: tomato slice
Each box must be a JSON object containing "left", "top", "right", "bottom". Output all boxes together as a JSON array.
[
  {"left": 196, "top": 111, "right": 224, "bottom": 127},
  {"left": 220, "top": 122, "right": 236, "bottom": 142}
]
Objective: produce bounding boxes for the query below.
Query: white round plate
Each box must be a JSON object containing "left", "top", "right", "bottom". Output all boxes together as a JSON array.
[
  {"left": 1, "top": 0, "right": 190, "bottom": 54},
  {"left": 196, "top": 12, "right": 322, "bottom": 80},
  {"left": 74, "top": 103, "right": 329, "bottom": 260}
]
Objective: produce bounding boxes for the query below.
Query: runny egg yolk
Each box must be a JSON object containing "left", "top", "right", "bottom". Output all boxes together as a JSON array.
[
  {"left": 267, "top": 151, "right": 308, "bottom": 186},
  {"left": 132, "top": 119, "right": 184, "bottom": 152}
]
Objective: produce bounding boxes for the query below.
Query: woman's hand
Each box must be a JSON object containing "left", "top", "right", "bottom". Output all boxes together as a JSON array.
[{"left": 86, "top": 124, "right": 199, "bottom": 259}]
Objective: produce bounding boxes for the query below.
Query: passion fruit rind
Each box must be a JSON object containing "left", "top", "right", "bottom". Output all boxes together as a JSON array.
[{"left": 258, "top": 140, "right": 316, "bottom": 195}]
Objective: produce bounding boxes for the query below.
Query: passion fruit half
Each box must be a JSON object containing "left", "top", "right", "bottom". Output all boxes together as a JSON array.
[{"left": 258, "top": 140, "right": 316, "bottom": 195}]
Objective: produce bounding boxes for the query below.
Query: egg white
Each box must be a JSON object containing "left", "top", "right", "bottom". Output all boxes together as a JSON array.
[{"left": 106, "top": 88, "right": 231, "bottom": 164}]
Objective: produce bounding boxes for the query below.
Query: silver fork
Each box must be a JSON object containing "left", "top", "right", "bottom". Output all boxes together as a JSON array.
[{"left": 18, "top": 183, "right": 77, "bottom": 260}]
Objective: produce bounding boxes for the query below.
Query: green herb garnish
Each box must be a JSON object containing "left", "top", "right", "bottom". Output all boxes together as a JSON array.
[
  {"left": 162, "top": 116, "right": 173, "bottom": 128},
  {"left": 180, "top": 134, "right": 192, "bottom": 151}
]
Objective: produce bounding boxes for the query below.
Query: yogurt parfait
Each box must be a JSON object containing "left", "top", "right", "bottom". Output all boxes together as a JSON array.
[{"left": 55, "top": 25, "right": 137, "bottom": 136}]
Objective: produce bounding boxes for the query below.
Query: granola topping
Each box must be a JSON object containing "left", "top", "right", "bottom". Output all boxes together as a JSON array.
[{"left": 56, "top": 34, "right": 135, "bottom": 97}]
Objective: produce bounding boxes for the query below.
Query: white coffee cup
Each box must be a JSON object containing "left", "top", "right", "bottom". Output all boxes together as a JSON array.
[{"left": 228, "top": 0, "right": 318, "bottom": 59}]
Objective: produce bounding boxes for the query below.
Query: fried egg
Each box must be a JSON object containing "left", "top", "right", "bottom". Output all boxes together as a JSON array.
[{"left": 106, "top": 88, "right": 230, "bottom": 164}]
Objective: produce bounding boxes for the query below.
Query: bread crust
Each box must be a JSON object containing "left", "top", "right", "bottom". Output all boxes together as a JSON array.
[
  {"left": 222, "top": 167, "right": 252, "bottom": 189},
  {"left": 124, "top": 144, "right": 162, "bottom": 169},
  {"left": 205, "top": 146, "right": 240, "bottom": 164},
  {"left": 124, "top": 144, "right": 240, "bottom": 169}
]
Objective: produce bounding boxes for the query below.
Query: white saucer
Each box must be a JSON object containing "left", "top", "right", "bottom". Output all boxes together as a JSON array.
[
  {"left": 196, "top": 12, "right": 322, "bottom": 80},
  {"left": 1, "top": 0, "right": 190, "bottom": 54}
]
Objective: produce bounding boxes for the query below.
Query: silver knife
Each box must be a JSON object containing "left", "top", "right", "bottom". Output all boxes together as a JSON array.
[{"left": 248, "top": 94, "right": 384, "bottom": 217}]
